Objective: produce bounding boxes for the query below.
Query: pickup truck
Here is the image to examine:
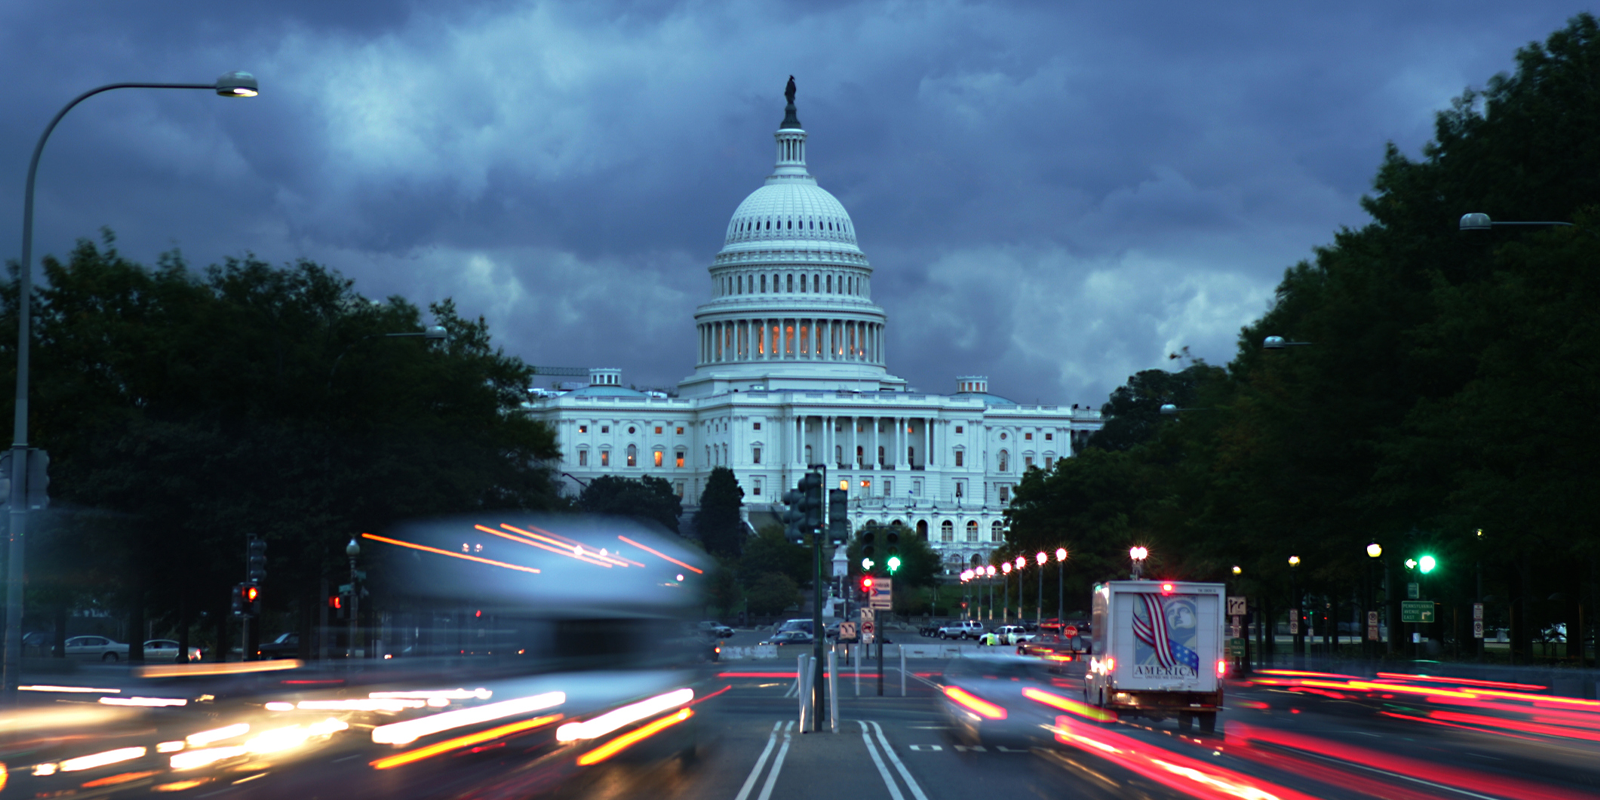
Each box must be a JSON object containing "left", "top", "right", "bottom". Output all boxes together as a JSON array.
[{"left": 937, "top": 620, "right": 985, "bottom": 639}]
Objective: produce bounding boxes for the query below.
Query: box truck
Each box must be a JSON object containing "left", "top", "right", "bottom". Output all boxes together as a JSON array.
[{"left": 1084, "top": 580, "right": 1227, "bottom": 732}]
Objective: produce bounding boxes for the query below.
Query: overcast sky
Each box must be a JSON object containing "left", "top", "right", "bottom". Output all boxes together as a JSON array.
[{"left": 0, "top": 1, "right": 1586, "bottom": 407}]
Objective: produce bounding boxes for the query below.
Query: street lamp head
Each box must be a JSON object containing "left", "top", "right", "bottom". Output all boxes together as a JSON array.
[
  {"left": 985, "top": 565, "right": 995, "bottom": 577},
  {"left": 215, "top": 71, "right": 259, "bottom": 97},
  {"left": 1129, "top": 546, "right": 1148, "bottom": 561},
  {"left": 1263, "top": 335, "right": 1285, "bottom": 349},
  {"left": 1036, "top": 551, "right": 1047, "bottom": 566},
  {"left": 1288, "top": 555, "right": 1300, "bottom": 567},
  {"left": 1232, "top": 565, "right": 1242, "bottom": 575},
  {"left": 1459, "top": 212, "right": 1492, "bottom": 231},
  {"left": 1366, "top": 543, "right": 1383, "bottom": 558},
  {"left": 1159, "top": 403, "right": 1179, "bottom": 416},
  {"left": 1002, "top": 562, "right": 1012, "bottom": 574},
  {"left": 1055, "top": 547, "right": 1068, "bottom": 561},
  {"left": 1014, "top": 555, "right": 1025, "bottom": 570},
  {"left": 424, "top": 325, "right": 447, "bottom": 341},
  {"left": 346, "top": 538, "right": 361, "bottom": 557}
]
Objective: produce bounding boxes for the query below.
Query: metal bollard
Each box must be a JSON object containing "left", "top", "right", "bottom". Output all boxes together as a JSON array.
[
  {"left": 827, "top": 649, "right": 839, "bottom": 732},
  {"left": 900, "top": 646, "right": 907, "bottom": 696},
  {"left": 797, "top": 653, "right": 810, "bottom": 730}
]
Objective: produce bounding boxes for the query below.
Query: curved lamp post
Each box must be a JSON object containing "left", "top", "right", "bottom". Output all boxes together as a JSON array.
[
  {"left": 1288, "top": 555, "right": 1302, "bottom": 666},
  {"left": 1263, "top": 336, "right": 1313, "bottom": 349},
  {"left": 1459, "top": 213, "right": 1573, "bottom": 231},
  {"left": 1035, "top": 551, "right": 1047, "bottom": 626},
  {"left": 1129, "top": 546, "right": 1149, "bottom": 579},
  {"left": 5, "top": 72, "right": 259, "bottom": 703},
  {"left": 346, "top": 538, "right": 361, "bottom": 659},
  {"left": 985, "top": 565, "right": 996, "bottom": 621},
  {"left": 1001, "top": 562, "right": 1012, "bottom": 623}
]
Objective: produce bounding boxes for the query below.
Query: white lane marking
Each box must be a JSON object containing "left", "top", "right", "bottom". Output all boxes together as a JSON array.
[
  {"left": 1287, "top": 742, "right": 1509, "bottom": 800},
  {"left": 756, "top": 721, "right": 794, "bottom": 800},
  {"left": 731, "top": 721, "right": 783, "bottom": 800},
  {"left": 858, "top": 721, "right": 905, "bottom": 800},
  {"left": 869, "top": 720, "right": 931, "bottom": 800}
]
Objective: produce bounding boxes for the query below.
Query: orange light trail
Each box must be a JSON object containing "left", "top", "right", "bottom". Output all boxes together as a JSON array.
[
  {"left": 510, "top": 523, "right": 644, "bottom": 567},
  {"left": 370, "top": 714, "right": 562, "bottom": 770},
  {"left": 473, "top": 524, "right": 612, "bottom": 567},
  {"left": 361, "top": 533, "right": 540, "bottom": 574},
  {"left": 1023, "top": 687, "right": 1115, "bottom": 722},
  {"left": 575, "top": 708, "right": 693, "bottom": 766},
  {"left": 1375, "top": 672, "right": 1547, "bottom": 691},
  {"left": 617, "top": 535, "right": 702, "bottom": 574},
  {"left": 494, "top": 523, "right": 620, "bottom": 567},
  {"left": 942, "top": 686, "right": 1006, "bottom": 720}
]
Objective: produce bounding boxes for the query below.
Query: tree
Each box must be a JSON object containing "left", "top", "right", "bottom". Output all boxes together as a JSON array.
[
  {"left": 577, "top": 475, "right": 683, "bottom": 534},
  {"left": 1086, "top": 364, "right": 1219, "bottom": 452},
  {"left": 694, "top": 466, "right": 746, "bottom": 558},
  {"left": 739, "top": 523, "right": 812, "bottom": 588},
  {"left": 744, "top": 572, "right": 800, "bottom": 617}
]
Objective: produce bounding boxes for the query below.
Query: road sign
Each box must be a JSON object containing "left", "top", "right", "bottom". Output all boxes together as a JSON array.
[
  {"left": 839, "top": 621, "right": 856, "bottom": 640},
  {"left": 1367, "top": 610, "right": 1380, "bottom": 641},
  {"left": 1472, "top": 603, "right": 1483, "bottom": 620},
  {"left": 1289, "top": 608, "right": 1299, "bottom": 635},
  {"left": 1063, "top": 625, "right": 1079, "bottom": 638},
  {"left": 861, "top": 620, "right": 875, "bottom": 641},
  {"left": 1407, "top": 582, "right": 1419, "bottom": 599},
  {"left": 1229, "top": 638, "right": 1246, "bottom": 657},
  {"left": 870, "top": 577, "right": 893, "bottom": 610},
  {"left": 1227, "top": 596, "right": 1246, "bottom": 616},
  {"left": 1401, "top": 600, "right": 1435, "bottom": 623},
  {"left": 1473, "top": 620, "right": 1484, "bottom": 639},
  {"left": 859, "top": 608, "right": 874, "bottom": 625}
]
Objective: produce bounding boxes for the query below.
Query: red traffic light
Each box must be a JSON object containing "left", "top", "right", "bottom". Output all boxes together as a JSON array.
[
  {"left": 860, "top": 576, "right": 874, "bottom": 592},
  {"left": 328, "top": 595, "right": 342, "bottom": 609},
  {"left": 244, "top": 585, "right": 259, "bottom": 602}
]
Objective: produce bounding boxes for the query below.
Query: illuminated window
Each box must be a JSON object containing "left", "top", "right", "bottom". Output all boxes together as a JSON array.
[
  {"left": 654, "top": 450, "right": 663, "bottom": 467},
  {"left": 578, "top": 450, "right": 588, "bottom": 467},
  {"left": 1025, "top": 432, "right": 1033, "bottom": 440},
  {"left": 601, "top": 451, "right": 610, "bottom": 467},
  {"left": 626, "top": 445, "right": 637, "bottom": 467},
  {"left": 676, "top": 426, "right": 684, "bottom": 435},
  {"left": 861, "top": 480, "right": 871, "bottom": 490},
  {"left": 655, "top": 426, "right": 663, "bottom": 434},
  {"left": 676, "top": 451, "right": 685, "bottom": 468},
  {"left": 753, "top": 447, "right": 762, "bottom": 464},
  {"left": 579, "top": 425, "right": 588, "bottom": 433},
  {"left": 954, "top": 450, "right": 964, "bottom": 467},
  {"left": 941, "top": 521, "right": 954, "bottom": 542},
  {"left": 966, "top": 521, "right": 979, "bottom": 542}
]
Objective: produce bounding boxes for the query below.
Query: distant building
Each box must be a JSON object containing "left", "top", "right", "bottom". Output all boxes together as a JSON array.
[{"left": 526, "top": 92, "right": 1101, "bottom": 573}]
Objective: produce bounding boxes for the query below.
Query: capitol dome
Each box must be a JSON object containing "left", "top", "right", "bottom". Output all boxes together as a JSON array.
[{"left": 721, "top": 180, "right": 859, "bottom": 250}]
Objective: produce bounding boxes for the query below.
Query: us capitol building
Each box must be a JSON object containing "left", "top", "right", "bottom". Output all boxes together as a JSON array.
[{"left": 526, "top": 84, "right": 1103, "bottom": 573}]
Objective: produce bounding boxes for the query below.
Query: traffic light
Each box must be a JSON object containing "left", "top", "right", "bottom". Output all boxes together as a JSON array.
[
  {"left": 781, "top": 489, "right": 805, "bottom": 543},
  {"left": 886, "top": 529, "right": 901, "bottom": 573},
  {"left": 798, "top": 471, "right": 823, "bottom": 529},
  {"left": 231, "top": 583, "right": 245, "bottom": 615},
  {"left": 1418, "top": 555, "right": 1437, "bottom": 574},
  {"left": 828, "top": 489, "right": 849, "bottom": 544},
  {"left": 861, "top": 528, "right": 876, "bottom": 560},
  {"left": 860, "top": 575, "right": 874, "bottom": 599},
  {"left": 243, "top": 583, "right": 261, "bottom": 616},
  {"left": 247, "top": 536, "right": 267, "bottom": 583}
]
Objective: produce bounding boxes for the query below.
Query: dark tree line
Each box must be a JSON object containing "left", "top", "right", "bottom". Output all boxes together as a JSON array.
[
  {"left": 1006, "top": 14, "right": 1600, "bottom": 662},
  {"left": 2, "top": 235, "right": 561, "bottom": 658}
]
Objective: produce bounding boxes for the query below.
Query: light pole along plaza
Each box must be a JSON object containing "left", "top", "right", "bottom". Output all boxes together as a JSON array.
[
  {"left": 1035, "top": 551, "right": 1047, "bottom": 626},
  {"left": 1055, "top": 547, "right": 1068, "bottom": 623},
  {"left": 5, "top": 72, "right": 259, "bottom": 703}
]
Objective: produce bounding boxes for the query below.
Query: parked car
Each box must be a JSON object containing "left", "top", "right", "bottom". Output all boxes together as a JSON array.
[
  {"left": 22, "top": 631, "right": 57, "bottom": 657},
  {"left": 995, "top": 625, "right": 1034, "bottom": 645},
  {"left": 696, "top": 621, "right": 735, "bottom": 638},
  {"left": 63, "top": 635, "right": 130, "bottom": 661},
  {"left": 763, "top": 630, "right": 814, "bottom": 646},
  {"left": 257, "top": 632, "right": 301, "bottom": 659},
  {"left": 143, "top": 639, "right": 203, "bottom": 662},
  {"left": 938, "top": 620, "right": 985, "bottom": 639}
]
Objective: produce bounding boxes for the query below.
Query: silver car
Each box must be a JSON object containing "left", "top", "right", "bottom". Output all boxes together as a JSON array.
[
  {"left": 63, "top": 635, "right": 130, "bottom": 662},
  {"left": 143, "top": 639, "right": 203, "bottom": 662}
]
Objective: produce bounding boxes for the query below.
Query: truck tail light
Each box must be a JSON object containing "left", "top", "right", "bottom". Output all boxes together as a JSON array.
[
  {"left": 1102, "top": 656, "right": 1115, "bottom": 673},
  {"left": 1215, "top": 659, "right": 1228, "bottom": 679}
]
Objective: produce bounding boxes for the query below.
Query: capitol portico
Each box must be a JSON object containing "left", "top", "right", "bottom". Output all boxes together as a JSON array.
[{"left": 526, "top": 85, "right": 1102, "bottom": 573}]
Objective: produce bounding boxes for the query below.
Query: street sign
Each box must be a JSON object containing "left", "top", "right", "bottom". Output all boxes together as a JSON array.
[
  {"left": 859, "top": 608, "right": 874, "bottom": 625},
  {"left": 861, "top": 620, "right": 875, "bottom": 641},
  {"left": 870, "top": 577, "right": 893, "bottom": 610},
  {"left": 1229, "top": 638, "right": 1246, "bottom": 657},
  {"left": 1289, "top": 608, "right": 1299, "bottom": 635},
  {"left": 1229, "top": 623, "right": 1241, "bottom": 638},
  {"left": 1227, "top": 596, "right": 1246, "bottom": 616},
  {"left": 1473, "top": 620, "right": 1484, "bottom": 639},
  {"left": 1367, "top": 610, "right": 1380, "bottom": 641},
  {"left": 1407, "top": 582, "right": 1419, "bottom": 599},
  {"left": 1063, "top": 625, "right": 1079, "bottom": 638},
  {"left": 1472, "top": 603, "right": 1483, "bottom": 620},
  {"left": 839, "top": 621, "right": 856, "bottom": 640},
  {"left": 1401, "top": 600, "right": 1435, "bottom": 623}
]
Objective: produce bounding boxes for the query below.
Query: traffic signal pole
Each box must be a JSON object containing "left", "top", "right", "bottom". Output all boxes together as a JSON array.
[{"left": 807, "top": 465, "right": 826, "bottom": 732}]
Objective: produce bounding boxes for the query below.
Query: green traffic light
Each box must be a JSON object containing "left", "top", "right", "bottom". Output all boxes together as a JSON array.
[
  {"left": 886, "top": 555, "right": 902, "bottom": 573},
  {"left": 1419, "top": 555, "right": 1437, "bottom": 574}
]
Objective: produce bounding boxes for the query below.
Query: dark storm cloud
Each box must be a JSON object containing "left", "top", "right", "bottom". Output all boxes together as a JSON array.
[{"left": 0, "top": 0, "right": 1585, "bottom": 408}]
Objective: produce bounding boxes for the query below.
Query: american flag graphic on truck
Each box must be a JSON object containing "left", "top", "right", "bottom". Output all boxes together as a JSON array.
[{"left": 1132, "top": 593, "right": 1201, "bottom": 677}]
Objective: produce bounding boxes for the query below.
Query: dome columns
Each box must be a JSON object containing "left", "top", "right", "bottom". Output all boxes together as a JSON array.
[{"left": 697, "top": 316, "right": 885, "bottom": 366}]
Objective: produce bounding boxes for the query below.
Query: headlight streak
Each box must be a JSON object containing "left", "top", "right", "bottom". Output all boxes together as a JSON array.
[
  {"left": 156, "top": 742, "right": 186, "bottom": 754},
  {"left": 59, "top": 747, "right": 147, "bottom": 772},
  {"left": 616, "top": 535, "right": 703, "bottom": 574},
  {"left": 369, "top": 688, "right": 492, "bottom": 701},
  {"left": 518, "top": 524, "right": 647, "bottom": 567},
  {"left": 1022, "top": 686, "right": 1116, "bottom": 722},
  {"left": 574, "top": 708, "right": 693, "bottom": 766},
  {"left": 170, "top": 747, "right": 246, "bottom": 771},
  {"left": 359, "top": 532, "right": 541, "bottom": 574},
  {"left": 186, "top": 723, "right": 250, "bottom": 747},
  {"left": 79, "top": 770, "right": 159, "bottom": 788},
  {"left": 19, "top": 684, "right": 121, "bottom": 693},
  {"left": 171, "top": 719, "right": 348, "bottom": 769},
  {"left": 1047, "top": 716, "right": 1317, "bottom": 800},
  {"left": 940, "top": 686, "right": 1007, "bottom": 720},
  {"left": 495, "top": 523, "right": 634, "bottom": 568},
  {"left": 296, "top": 699, "right": 426, "bottom": 712},
  {"left": 98, "top": 697, "right": 188, "bottom": 707},
  {"left": 556, "top": 688, "right": 695, "bottom": 742},
  {"left": 139, "top": 660, "right": 300, "bottom": 678},
  {"left": 474, "top": 524, "right": 614, "bottom": 567},
  {"left": 369, "top": 713, "right": 563, "bottom": 770},
  {"left": 371, "top": 691, "right": 565, "bottom": 746}
]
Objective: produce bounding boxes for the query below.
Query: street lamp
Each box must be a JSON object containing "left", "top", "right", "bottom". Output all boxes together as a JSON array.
[
  {"left": 985, "top": 565, "right": 996, "bottom": 621},
  {"left": 1263, "top": 336, "right": 1313, "bottom": 349},
  {"left": 1459, "top": 213, "right": 1574, "bottom": 231},
  {"left": 1055, "top": 547, "right": 1068, "bottom": 624},
  {"left": 1367, "top": 542, "right": 1386, "bottom": 656},
  {"left": 5, "top": 72, "right": 259, "bottom": 703},
  {"left": 1035, "top": 551, "right": 1047, "bottom": 626},
  {"left": 1001, "top": 561, "right": 1012, "bottom": 623},
  {"left": 1129, "top": 546, "right": 1149, "bottom": 579},
  {"left": 346, "top": 538, "right": 361, "bottom": 659},
  {"left": 1288, "top": 555, "right": 1302, "bottom": 666}
]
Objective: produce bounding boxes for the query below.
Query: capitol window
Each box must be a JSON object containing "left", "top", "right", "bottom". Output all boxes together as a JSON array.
[
  {"left": 601, "top": 426, "right": 610, "bottom": 434},
  {"left": 578, "top": 450, "right": 588, "bottom": 467},
  {"left": 1044, "top": 456, "right": 1053, "bottom": 470},
  {"left": 676, "top": 451, "right": 685, "bottom": 468},
  {"left": 954, "top": 450, "right": 964, "bottom": 467},
  {"left": 654, "top": 450, "right": 663, "bottom": 467},
  {"left": 955, "top": 425, "right": 964, "bottom": 434},
  {"left": 998, "top": 451, "right": 1008, "bottom": 472},
  {"left": 753, "top": 480, "right": 762, "bottom": 496},
  {"left": 753, "top": 447, "right": 762, "bottom": 464},
  {"left": 628, "top": 427, "right": 636, "bottom": 434},
  {"left": 655, "top": 426, "right": 663, "bottom": 434},
  {"left": 627, "top": 445, "right": 637, "bottom": 467},
  {"left": 1025, "top": 432, "right": 1033, "bottom": 440},
  {"left": 579, "top": 425, "right": 588, "bottom": 433},
  {"left": 883, "top": 479, "right": 892, "bottom": 495},
  {"left": 966, "top": 521, "right": 979, "bottom": 542},
  {"left": 753, "top": 421, "right": 761, "bottom": 431},
  {"left": 991, "top": 521, "right": 1004, "bottom": 541},
  {"left": 941, "top": 521, "right": 954, "bottom": 542},
  {"left": 999, "top": 485, "right": 1010, "bottom": 503},
  {"left": 1045, "top": 432, "right": 1053, "bottom": 441},
  {"left": 601, "top": 451, "right": 610, "bottom": 467},
  {"left": 955, "top": 481, "right": 964, "bottom": 498}
]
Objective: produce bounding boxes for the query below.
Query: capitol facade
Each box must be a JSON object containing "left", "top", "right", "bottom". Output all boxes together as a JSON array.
[{"left": 526, "top": 90, "right": 1103, "bottom": 573}]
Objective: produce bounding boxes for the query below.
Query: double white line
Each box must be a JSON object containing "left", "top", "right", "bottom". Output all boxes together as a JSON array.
[
  {"left": 733, "top": 721, "right": 793, "bottom": 800},
  {"left": 858, "top": 720, "right": 929, "bottom": 800}
]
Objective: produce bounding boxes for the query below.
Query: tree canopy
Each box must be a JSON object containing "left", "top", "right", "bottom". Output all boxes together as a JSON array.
[
  {"left": 577, "top": 474, "right": 682, "bottom": 534},
  {"left": 693, "top": 466, "right": 746, "bottom": 558}
]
